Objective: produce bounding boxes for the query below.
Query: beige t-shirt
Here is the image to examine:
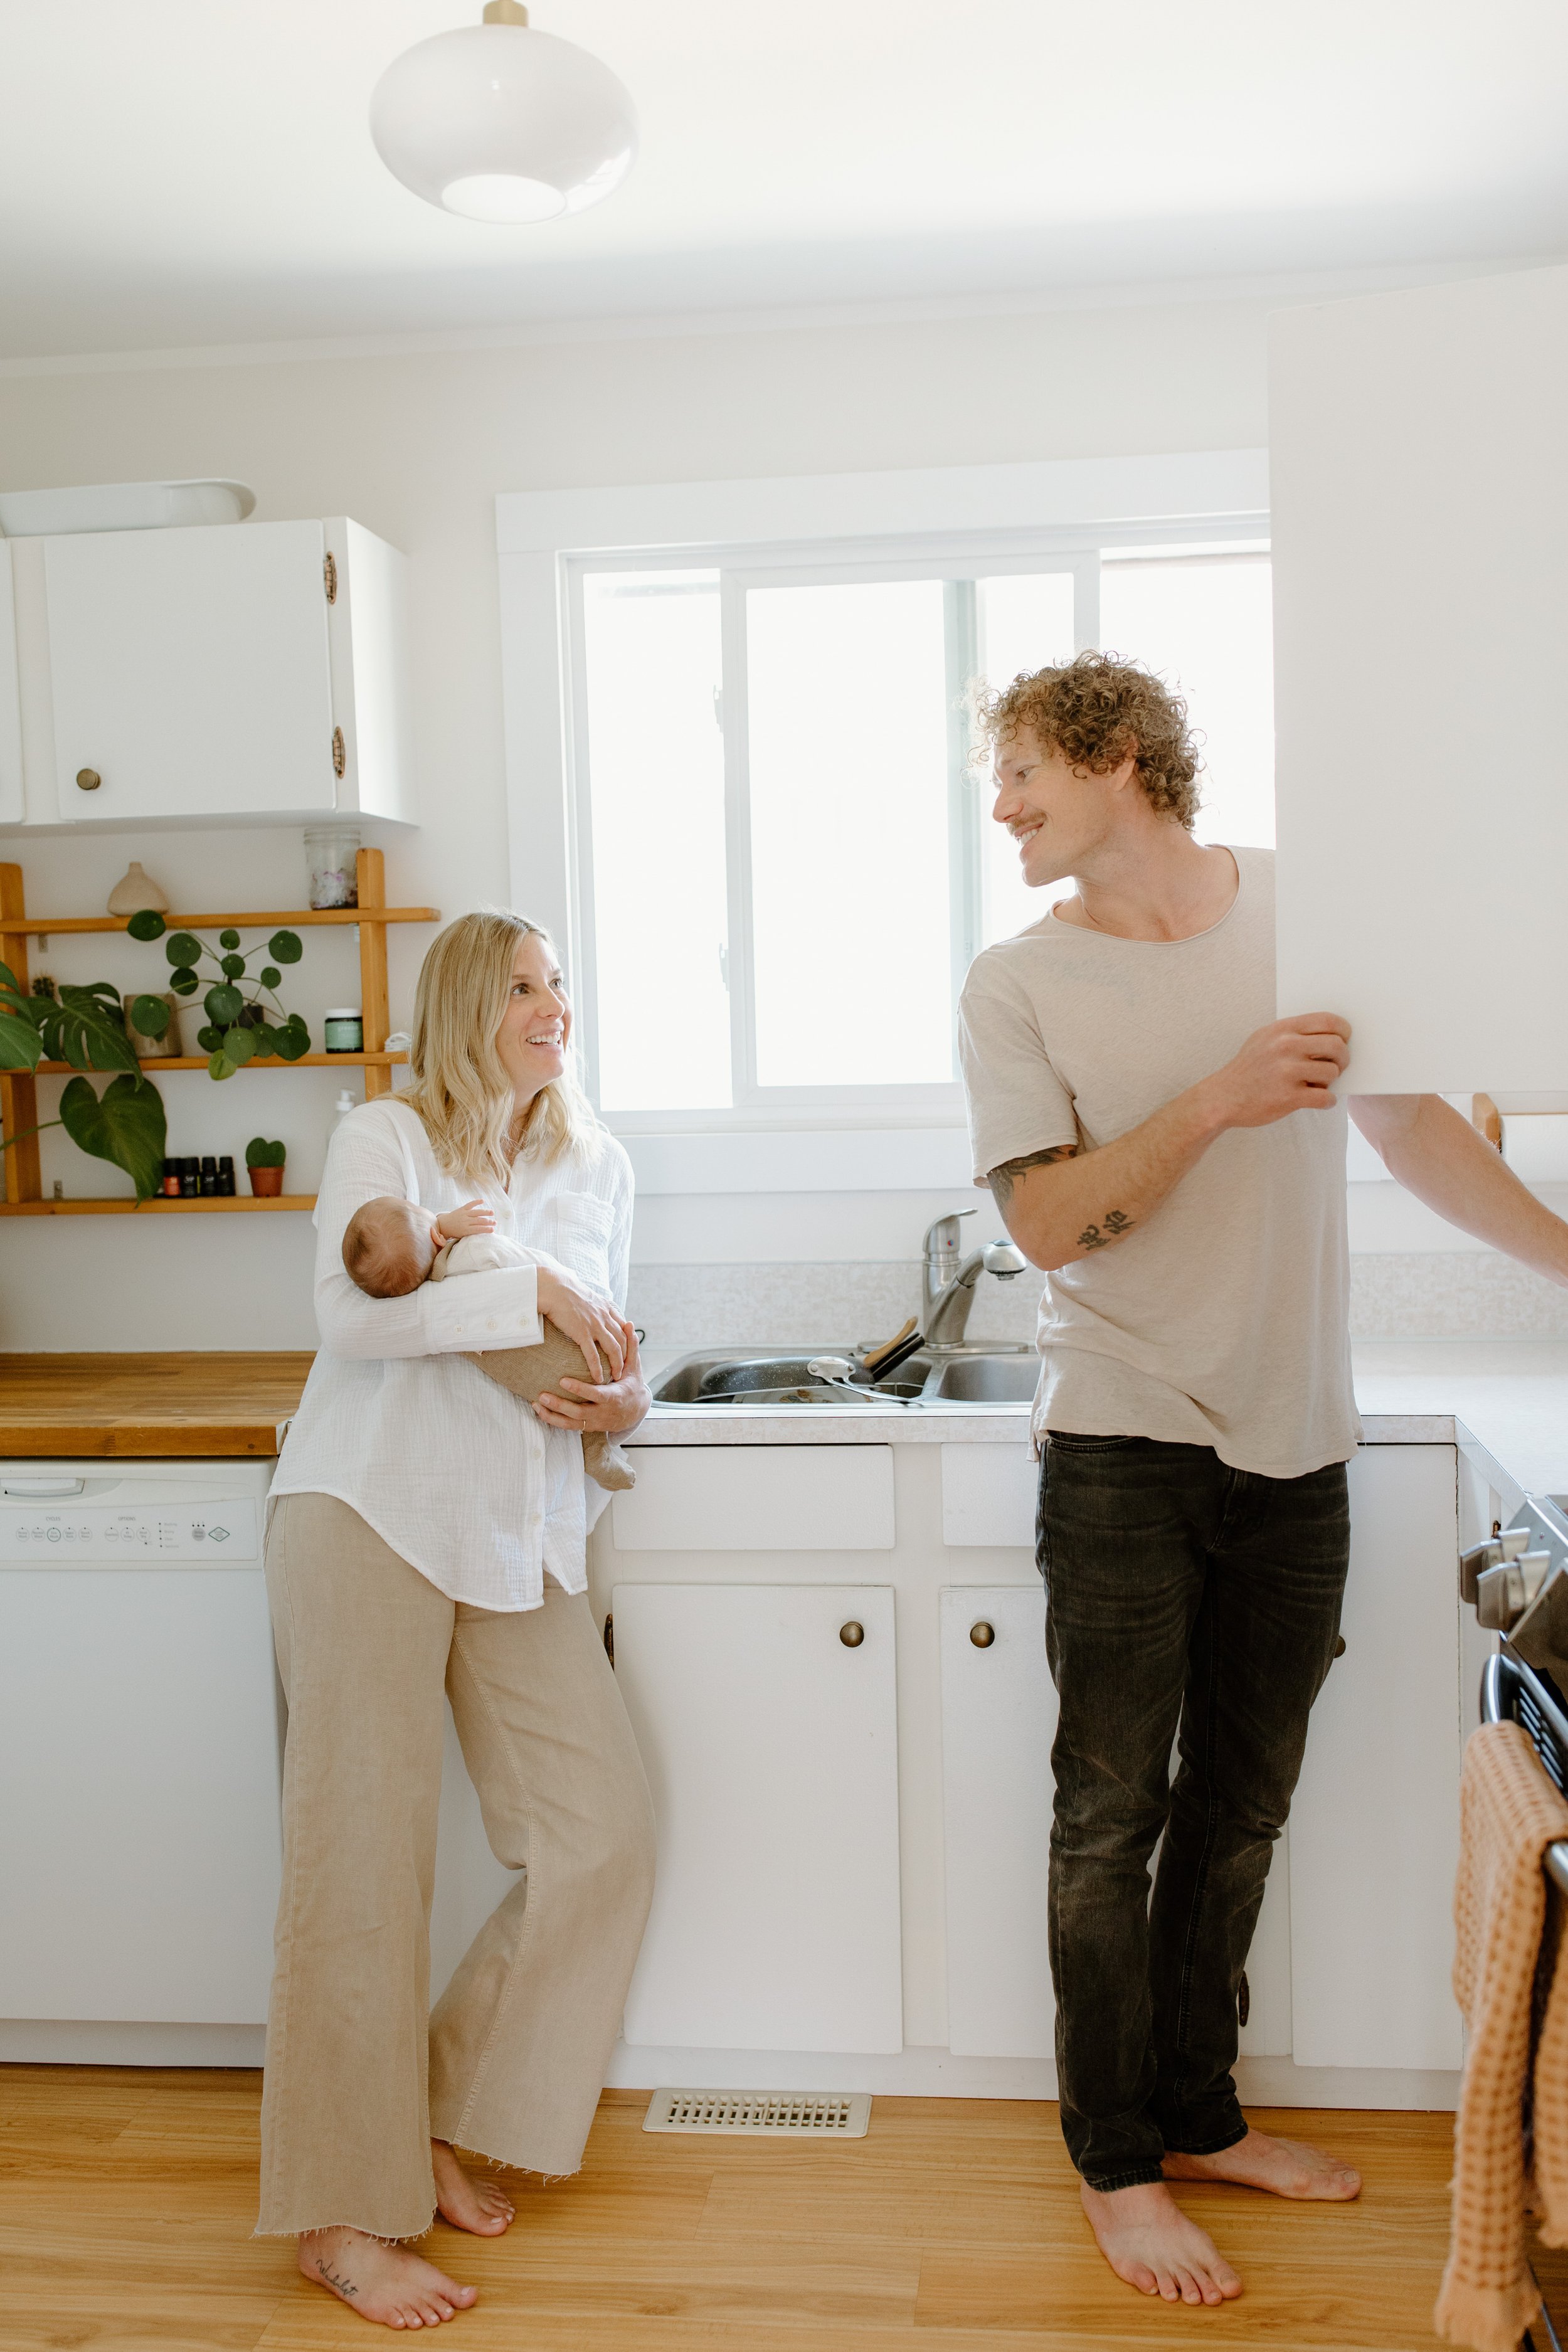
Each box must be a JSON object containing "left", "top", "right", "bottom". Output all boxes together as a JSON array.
[{"left": 957, "top": 847, "right": 1360, "bottom": 1479}]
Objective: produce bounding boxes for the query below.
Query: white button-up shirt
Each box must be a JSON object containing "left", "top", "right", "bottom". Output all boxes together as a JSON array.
[{"left": 272, "top": 1096, "right": 634, "bottom": 1611}]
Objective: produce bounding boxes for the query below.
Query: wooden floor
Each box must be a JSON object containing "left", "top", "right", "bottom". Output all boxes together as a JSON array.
[{"left": 0, "top": 2066, "right": 1496, "bottom": 2350}]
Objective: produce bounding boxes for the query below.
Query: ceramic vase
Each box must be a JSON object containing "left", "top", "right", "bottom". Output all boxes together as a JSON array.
[{"left": 107, "top": 862, "right": 169, "bottom": 916}]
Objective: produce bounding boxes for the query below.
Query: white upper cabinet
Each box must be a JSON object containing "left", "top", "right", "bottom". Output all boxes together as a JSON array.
[
  {"left": 28, "top": 514, "right": 411, "bottom": 828},
  {"left": 1271, "top": 265, "right": 1568, "bottom": 1093},
  {"left": 0, "top": 546, "right": 23, "bottom": 827}
]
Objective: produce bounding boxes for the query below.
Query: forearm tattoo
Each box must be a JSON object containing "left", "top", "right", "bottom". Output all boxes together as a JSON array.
[
  {"left": 987, "top": 1145, "right": 1135, "bottom": 1254},
  {"left": 987, "top": 1142, "right": 1078, "bottom": 1209},
  {"left": 1076, "top": 1209, "right": 1135, "bottom": 1251}
]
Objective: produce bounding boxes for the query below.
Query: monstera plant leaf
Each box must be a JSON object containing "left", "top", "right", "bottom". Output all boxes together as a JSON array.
[
  {"left": 0, "top": 961, "right": 43, "bottom": 1071},
  {"left": 43, "top": 983, "right": 139, "bottom": 1075},
  {"left": 58, "top": 1074, "right": 167, "bottom": 1200}
]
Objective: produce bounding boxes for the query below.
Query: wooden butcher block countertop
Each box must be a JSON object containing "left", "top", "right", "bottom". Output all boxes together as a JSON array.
[{"left": 0, "top": 1353, "right": 315, "bottom": 1458}]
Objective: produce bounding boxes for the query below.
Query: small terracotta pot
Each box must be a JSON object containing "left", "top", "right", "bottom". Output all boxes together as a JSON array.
[{"left": 248, "top": 1164, "right": 285, "bottom": 1197}]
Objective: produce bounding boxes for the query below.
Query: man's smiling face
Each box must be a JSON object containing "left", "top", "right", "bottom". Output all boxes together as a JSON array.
[{"left": 991, "top": 723, "right": 1131, "bottom": 891}]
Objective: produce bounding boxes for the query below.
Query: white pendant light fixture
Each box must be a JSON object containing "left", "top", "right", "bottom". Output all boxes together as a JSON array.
[{"left": 369, "top": 0, "right": 638, "bottom": 226}]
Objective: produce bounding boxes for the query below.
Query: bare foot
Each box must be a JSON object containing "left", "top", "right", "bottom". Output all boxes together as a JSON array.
[
  {"left": 1163, "top": 2126, "right": 1362, "bottom": 2201},
  {"left": 431, "top": 2139, "right": 516, "bottom": 2237},
  {"left": 298, "top": 2227, "right": 479, "bottom": 2328},
  {"left": 1080, "top": 2179, "right": 1243, "bottom": 2306}
]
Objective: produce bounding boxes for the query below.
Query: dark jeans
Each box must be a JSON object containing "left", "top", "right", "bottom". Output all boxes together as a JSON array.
[{"left": 1037, "top": 1431, "right": 1350, "bottom": 2191}]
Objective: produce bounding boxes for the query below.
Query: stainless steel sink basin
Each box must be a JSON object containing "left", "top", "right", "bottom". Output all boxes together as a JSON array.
[
  {"left": 649, "top": 1348, "right": 1036, "bottom": 1408},
  {"left": 919, "top": 1353, "right": 1041, "bottom": 1403}
]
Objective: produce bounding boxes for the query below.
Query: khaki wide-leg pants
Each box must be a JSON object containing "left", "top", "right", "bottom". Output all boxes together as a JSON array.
[{"left": 257, "top": 1493, "right": 656, "bottom": 2240}]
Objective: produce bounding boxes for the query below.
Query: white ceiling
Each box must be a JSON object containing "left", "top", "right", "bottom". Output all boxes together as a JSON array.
[{"left": 2, "top": 0, "right": 1567, "bottom": 359}]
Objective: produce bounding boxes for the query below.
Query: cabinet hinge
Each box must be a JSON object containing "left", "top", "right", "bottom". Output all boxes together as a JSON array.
[
  {"left": 323, "top": 551, "right": 338, "bottom": 604},
  {"left": 331, "top": 726, "right": 346, "bottom": 779}
]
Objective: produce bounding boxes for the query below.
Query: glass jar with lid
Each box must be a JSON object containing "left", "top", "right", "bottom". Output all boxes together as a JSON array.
[{"left": 304, "top": 826, "right": 361, "bottom": 910}]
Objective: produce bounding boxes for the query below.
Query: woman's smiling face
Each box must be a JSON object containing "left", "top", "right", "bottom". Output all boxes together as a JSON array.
[{"left": 496, "top": 930, "right": 569, "bottom": 1104}]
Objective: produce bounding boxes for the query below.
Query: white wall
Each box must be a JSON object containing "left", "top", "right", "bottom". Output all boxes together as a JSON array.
[{"left": 1, "top": 292, "right": 1276, "bottom": 1349}]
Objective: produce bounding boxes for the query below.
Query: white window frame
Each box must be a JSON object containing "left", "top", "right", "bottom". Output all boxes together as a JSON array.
[{"left": 496, "top": 449, "right": 1268, "bottom": 1187}]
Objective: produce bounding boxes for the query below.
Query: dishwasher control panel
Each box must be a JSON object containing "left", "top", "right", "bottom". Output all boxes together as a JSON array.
[{"left": 0, "top": 1497, "right": 262, "bottom": 1564}]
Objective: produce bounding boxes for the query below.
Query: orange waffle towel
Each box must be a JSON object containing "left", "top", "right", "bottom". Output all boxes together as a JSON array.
[{"left": 1438, "top": 1719, "right": 1568, "bottom": 2352}]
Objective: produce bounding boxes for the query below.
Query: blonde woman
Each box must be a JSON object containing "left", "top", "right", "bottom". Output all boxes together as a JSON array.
[{"left": 262, "top": 911, "right": 655, "bottom": 2328}]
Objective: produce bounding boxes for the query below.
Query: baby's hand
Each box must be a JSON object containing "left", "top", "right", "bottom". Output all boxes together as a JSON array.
[{"left": 437, "top": 1199, "right": 497, "bottom": 1242}]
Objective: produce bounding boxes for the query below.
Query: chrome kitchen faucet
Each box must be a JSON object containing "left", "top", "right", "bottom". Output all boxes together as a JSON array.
[{"left": 921, "top": 1210, "right": 1027, "bottom": 1352}]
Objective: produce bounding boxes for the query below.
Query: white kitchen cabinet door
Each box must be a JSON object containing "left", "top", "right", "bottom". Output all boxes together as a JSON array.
[
  {"left": 613, "top": 1582, "right": 903, "bottom": 2053},
  {"left": 938, "top": 1584, "right": 1294, "bottom": 2066},
  {"left": 0, "top": 544, "right": 23, "bottom": 825},
  {"left": 41, "top": 515, "right": 410, "bottom": 825},
  {"left": 1288, "top": 1443, "right": 1462, "bottom": 2070},
  {"left": 1271, "top": 265, "right": 1568, "bottom": 1092},
  {"left": 940, "top": 1585, "right": 1055, "bottom": 2061}
]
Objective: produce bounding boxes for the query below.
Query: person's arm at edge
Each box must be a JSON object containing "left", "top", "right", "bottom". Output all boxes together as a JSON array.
[{"left": 1349, "top": 1094, "right": 1568, "bottom": 1286}]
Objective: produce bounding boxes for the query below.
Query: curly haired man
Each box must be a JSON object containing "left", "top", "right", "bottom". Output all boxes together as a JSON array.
[{"left": 958, "top": 649, "right": 1568, "bottom": 2306}]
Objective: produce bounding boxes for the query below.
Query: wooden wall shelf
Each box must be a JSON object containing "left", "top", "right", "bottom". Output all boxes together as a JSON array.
[
  {"left": 1, "top": 848, "right": 439, "bottom": 1213},
  {"left": 0, "top": 1195, "right": 317, "bottom": 1217},
  {"left": 30, "top": 1052, "right": 407, "bottom": 1074},
  {"left": 0, "top": 905, "right": 437, "bottom": 935}
]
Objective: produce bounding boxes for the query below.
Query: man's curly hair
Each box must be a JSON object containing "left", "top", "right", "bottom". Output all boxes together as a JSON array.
[{"left": 974, "top": 649, "right": 1202, "bottom": 830}]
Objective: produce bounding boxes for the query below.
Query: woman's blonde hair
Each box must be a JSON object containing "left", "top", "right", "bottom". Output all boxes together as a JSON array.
[{"left": 402, "top": 909, "right": 603, "bottom": 1186}]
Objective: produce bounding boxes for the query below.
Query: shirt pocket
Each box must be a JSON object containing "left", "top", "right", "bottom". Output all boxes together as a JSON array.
[{"left": 549, "top": 1190, "right": 616, "bottom": 1296}]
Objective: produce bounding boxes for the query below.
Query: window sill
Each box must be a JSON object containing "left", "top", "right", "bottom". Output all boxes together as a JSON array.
[{"left": 613, "top": 1125, "right": 977, "bottom": 1196}]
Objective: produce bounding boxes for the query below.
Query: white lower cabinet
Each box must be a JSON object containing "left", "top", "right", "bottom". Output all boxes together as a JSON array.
[
  {"left": 584, "top": 1433, "right": 1465, "bottom": 2095},
  {"left": 1288, "top": 1443, "right": 1463, "bottom": 2070},
  {"left": 611, "top": 1581, "right": 903, "bottom": 2055},
  {"left": 936, "top": 1582, "right": 1295, "bottom": 2070},
  {"left": 940, "top": 1585, "right": 1056, "bottom": 2060}
]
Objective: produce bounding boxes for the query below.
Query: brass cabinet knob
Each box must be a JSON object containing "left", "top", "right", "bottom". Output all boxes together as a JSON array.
[
  {"left": 839, "top": 1621, "right": 864, "bottom": 1648},
  {"left": 1332, "top": 1634, "right": 1347, "bottom": 1659},
  {"left": 970, "top": 1621, "right": 995, "bottom": 1648},
  {"left": 75, "top": 768, "right": 102, "bottom": 791}
]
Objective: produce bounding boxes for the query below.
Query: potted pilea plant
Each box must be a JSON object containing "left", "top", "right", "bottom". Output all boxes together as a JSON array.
[
  {"left": 0, "top": 965, "right": 166, "bottom": 1197},
  {"left": 245, "top": 1137, "right": 288, "bottom": 1197},
  {"left": 125, "top": 911, "right": 311, "bottom": 1078}
]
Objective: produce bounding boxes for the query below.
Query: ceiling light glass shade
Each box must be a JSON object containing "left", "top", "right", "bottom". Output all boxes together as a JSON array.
[{"left": 370, "top": 21, "right": 637, "bottom": 224}]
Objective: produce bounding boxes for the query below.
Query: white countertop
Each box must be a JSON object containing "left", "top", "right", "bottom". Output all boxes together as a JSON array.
[{"left": 636, "top": 1338, "right": 1568, "bottom": 1513}]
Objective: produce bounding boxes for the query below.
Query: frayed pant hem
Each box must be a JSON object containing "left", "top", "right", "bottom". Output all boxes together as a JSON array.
[{"left": 252, "top": 2212, "right": 437, "bottom": 2244}]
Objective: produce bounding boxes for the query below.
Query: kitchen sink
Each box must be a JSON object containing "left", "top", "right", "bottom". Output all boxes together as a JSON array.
[
  {"left": 916, "top": 1353, "right": 1040, "bottom": 1403},
  {"left": 649, "top": 1348, "right": 1036, "bottom": 1408}
]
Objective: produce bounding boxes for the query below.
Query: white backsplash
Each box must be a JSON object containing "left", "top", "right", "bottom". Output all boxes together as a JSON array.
[{"left": 626, "top": 1252, "right": 1568, "bottom": 1352}]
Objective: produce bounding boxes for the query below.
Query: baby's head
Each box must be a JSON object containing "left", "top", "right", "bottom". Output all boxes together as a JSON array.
[{"left": 342, "top": 1195, "right": 439, "bottom": 1299}]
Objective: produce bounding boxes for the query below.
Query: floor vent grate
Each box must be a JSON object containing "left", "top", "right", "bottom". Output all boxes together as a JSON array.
[{"left": 643, "top": 2088, "right": 872, "bottom": 2137}]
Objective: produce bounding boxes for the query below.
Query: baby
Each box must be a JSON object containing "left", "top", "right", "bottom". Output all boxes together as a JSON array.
[{"left": 341, "top": 1194, "right": 634, "bottom": 1491}]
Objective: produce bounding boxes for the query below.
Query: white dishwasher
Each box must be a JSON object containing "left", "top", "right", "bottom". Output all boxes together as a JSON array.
[{"left": 0, "top": 1456, "right": 283, "bottom": 2058}]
